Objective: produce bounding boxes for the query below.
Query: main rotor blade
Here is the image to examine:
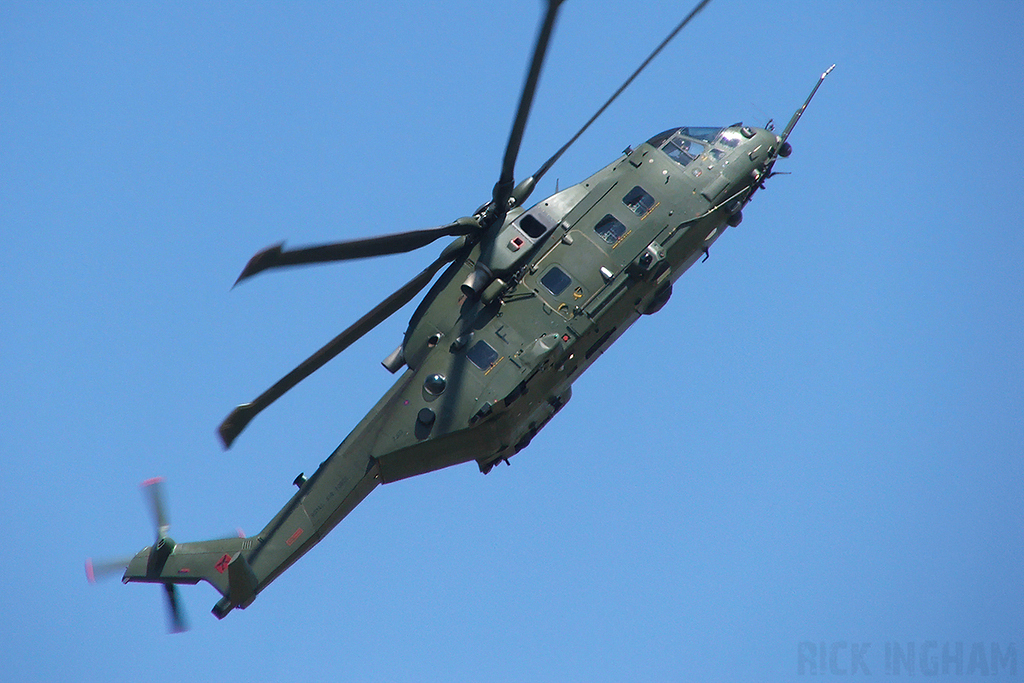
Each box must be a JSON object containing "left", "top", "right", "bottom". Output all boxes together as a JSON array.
[
  {"left": 218, "top": 245, "right": 466, "bottom": 449},
  {"left": 490, "top": 0, "right": 564, "bottom": 215},
  {"left": 234, "top": 219, "right": 477, "bottom": 285},
  {"left": 526, "top": 0, "right": 712, "bottom": 191}
]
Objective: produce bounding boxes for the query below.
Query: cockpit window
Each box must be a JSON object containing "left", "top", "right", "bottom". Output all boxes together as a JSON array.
[
  {"left": 652, "top": 127, "right": 728, "bottom": 167},
  {"left": 716, "top": 130, "right": 743, "bottom": 149},
  {"left": 679, "top": 127, "right": 722, "bottom": 143},
  {"left": 594, "top": 214, "right": 627, "bottom": 245},
  {"left": 662, "top": 136, "right": 705, "bottom": 166},
  {"left": 663, "top": 140, "right": 690, "bottom": 165},
  {"left": 682, "top": 139, "right": 705, "bottom": 157},
  {"left": 622, "top": 186, "right": 656, "bottom": 218},
  {"left": 648, "top": 127, "right": 722, "bottom": 147},
  {"left": 646, "top": 129, "right": 678, "bottom": 147}
]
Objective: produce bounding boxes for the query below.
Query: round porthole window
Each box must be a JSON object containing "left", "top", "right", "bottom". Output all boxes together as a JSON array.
[{"left": 424, "top": 373, "right": 447, "bottom": 396}]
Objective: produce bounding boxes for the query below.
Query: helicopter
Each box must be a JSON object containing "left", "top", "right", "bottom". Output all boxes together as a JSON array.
[{"left": 86, "top": 0, "right": 833, "bottom": 632}]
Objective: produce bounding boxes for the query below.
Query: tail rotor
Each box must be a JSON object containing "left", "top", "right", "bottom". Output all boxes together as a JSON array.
[{"left": 86, "top": 477, "right": 190, "bottom": 633}]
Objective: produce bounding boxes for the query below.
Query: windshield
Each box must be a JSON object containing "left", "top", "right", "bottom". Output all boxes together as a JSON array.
[
  {"left": 649, "top": 126, "right": 745, "bottom": 167},
  {"left": 662, "top": 137, "right": 703, "bottom": 166},
  {"left": 679, "top": 127, "right": 722, "bottom": 143},
  {"left": 647, "top": 126, "right": 722, "bottom": 147},
  {"left": 716, "top": 128, "right": 744, "bottom": 149}
]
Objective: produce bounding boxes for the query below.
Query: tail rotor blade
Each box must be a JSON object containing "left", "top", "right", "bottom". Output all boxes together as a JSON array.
[
  {"left": 163, "top": 583, "right": 189, "bottom": 634},
  {"left": 85, "top": 556, "right": 133, "bottom": 584},
  {"left": 219, "top": 245, "right": 465, "bottom": 449},
  {"left": 89, "top": 479, "right": 190, "bottom": 634},
  {"left": 141, "top": 477, "right": 169, "bottom": 539}
]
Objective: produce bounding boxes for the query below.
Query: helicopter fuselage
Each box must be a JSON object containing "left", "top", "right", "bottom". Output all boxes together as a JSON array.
[
  {"left": 184, "top": 123, "right": 784, "bottom": 617},
  {"left": 105, "top": 1, "right": 833, "bottom": 632},
  {"left": 387, "top": 123, "right": 778, "bottom": 476}
]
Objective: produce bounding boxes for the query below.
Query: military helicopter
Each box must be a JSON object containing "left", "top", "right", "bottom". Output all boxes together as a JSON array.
[{"left": 87, "top": 0, "right": 833, "bottom": 632}]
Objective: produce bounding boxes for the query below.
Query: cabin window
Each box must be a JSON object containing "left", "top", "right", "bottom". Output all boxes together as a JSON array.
[
  {"left": 467, "top": 340, "right": 499, "bottom": 371},
  {"left": 540, "top": 265, "right": 572, "bottom": 296},
  {"left": 622, "top": 186, "right": 656, "bottom": 218},
  {"left": 594, "top": 214, "right": 627, "bottom": 245}
]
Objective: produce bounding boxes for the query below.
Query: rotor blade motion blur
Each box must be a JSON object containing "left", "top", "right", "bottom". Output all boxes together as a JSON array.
[
  {"left": 489, "top": 0, "right": 564, "bottom": 218},
  {"left": 164, "top": 583, "right": 188, "bottom": 633},
  {"left": 86, "top": 477, "right": 190, "bottom": 633},
  {"left": 219, "top": 242, "right": 467, "bottom": 448},
  {"left": 142, "top": 476, "right": 170, "bottom": 539},
  {"left": 84, "top": 556, "right": 133, "bottom": 584},
  {"left": 234, "top": 218, "right": 478, "bottom": 285},
  {"left": 523, "top": 0, "right": 712, "bottom": 198}
]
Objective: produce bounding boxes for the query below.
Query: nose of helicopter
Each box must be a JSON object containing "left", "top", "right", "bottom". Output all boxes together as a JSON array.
[
  {"left": 697, "top": 125, "right": 782, "bottom": 211},
  {"left": 736, "top": 126, "right": 782, "bottom": 177}
]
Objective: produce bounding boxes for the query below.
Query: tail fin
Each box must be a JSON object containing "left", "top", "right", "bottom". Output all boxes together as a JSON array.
[{"left": 123, "top": 535, "right": 259, "bottom": 619}]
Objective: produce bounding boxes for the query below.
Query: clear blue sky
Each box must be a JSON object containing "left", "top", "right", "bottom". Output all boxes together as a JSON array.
[{"left": 3, "top": 1, "right": 1022, "bottom": 681}]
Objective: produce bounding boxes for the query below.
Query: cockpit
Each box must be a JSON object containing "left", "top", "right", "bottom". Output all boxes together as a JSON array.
[{"left": 646, "top": 126, "right": 747, "bottom": 168}]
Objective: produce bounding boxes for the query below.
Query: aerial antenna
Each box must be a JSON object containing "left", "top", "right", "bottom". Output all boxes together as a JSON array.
[{"left": 779, "top": 64, "right": 835, "bottom": 144}]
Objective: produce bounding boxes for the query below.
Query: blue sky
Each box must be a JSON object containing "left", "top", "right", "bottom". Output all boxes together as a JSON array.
[{"left": 3, "top": 1, "right": 1022, "bottom": 681}]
